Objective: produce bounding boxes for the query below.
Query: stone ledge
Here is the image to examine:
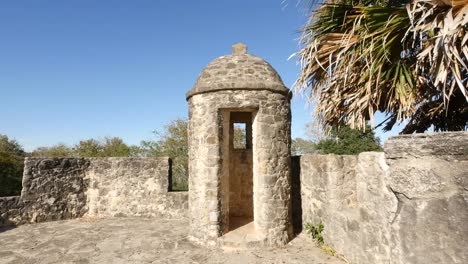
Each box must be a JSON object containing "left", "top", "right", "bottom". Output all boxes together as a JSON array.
[{"left": 385, "top": 131, "right": 468, "bottom": 160}]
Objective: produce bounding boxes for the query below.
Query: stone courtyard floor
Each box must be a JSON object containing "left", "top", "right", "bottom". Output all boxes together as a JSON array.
[{"left": 0, "top": 217, "right": 344, "bottom": 264}]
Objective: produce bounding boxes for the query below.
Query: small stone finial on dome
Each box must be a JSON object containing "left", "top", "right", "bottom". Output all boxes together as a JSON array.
[{"left": 232, "top": 43, "right": 247, "bottom": 55}]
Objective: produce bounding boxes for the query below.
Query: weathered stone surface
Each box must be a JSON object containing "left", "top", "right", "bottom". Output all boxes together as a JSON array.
[
  {"left": 0, "top": 157, "right": 188, "bottom": 227},
  {"left": 1, "top": 158, "right": 91, "bottom": 226},
  {"left": 0, "top": 217, "right": 344, "bottom": 264},
  {"left": 86, "top": 157, "right": 188, "bottom": 218},
  {"left": 21, "top": 158, "right": 91, "bottom": 224},
  {"left": 229, "top": 150, "right": 253, "bottom": 218},
  {"left": 384, "top": 131, "right": 468, "bottom": 159},
  {"left": 186, "top": 44, "right": 290, "bottom": 99},
  {"left": 232, "top": 42, "right": 247, "bottom": 55},
  {"left": 0, "top": 196, "right": 22, "bottom": 226},
  {"left": 188, "top": 89, "right": 292, "bottom": 247},
  {"left": 300, "top": 153, "right": 394, "bottom": 264},
  {"left": 385, "top": 132, "right": 468, "bottom": 264},
  {"left": 300, "top": 131, "right": 468, "bottom": 264}
]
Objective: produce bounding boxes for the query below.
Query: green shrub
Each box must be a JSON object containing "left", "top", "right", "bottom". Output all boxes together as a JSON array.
[
  {"left": 304, "top": 222, "right": 325, "bottom": 245},
  {"left": 0, "top": 135, "right": 25, "bottom": 197}
]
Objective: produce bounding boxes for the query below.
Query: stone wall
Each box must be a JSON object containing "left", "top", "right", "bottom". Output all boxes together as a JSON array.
[
  {"left": 384, "top": 132, "right": 468, "bottom": 264},
  {"left": 299, "top": 132, "right": 468, "bottom": 264},
  {"left": 1, "top": 158, "right": 91, "bottom": 226},
  {"left": 0, "top": 157, "right": 188, "bottom": 227},
  {"left": 86, "top": 158, "right": 187, "bottom": 218},
  {"left": 0, "top": 196, "right": 22, "bottom": 226},
  {"left": 229, "top": 150, "right": 253, "bottom": 218},
  {"left": 1, "top": 130, "right": 465, "bottom": 263},
  {"left": 22, "top": 158, "right": 91, "bottom": 223},
  {"left": 299, "top": 153, "right": 394, "bottom": 263}
]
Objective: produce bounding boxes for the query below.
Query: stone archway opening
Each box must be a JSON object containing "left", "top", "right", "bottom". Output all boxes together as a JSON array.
[
  {"left": 219, "top": 110, "right": 256, "bottom": 234},
  {"left": 227, "top": 111, "right": 254, "bottom": 232}
]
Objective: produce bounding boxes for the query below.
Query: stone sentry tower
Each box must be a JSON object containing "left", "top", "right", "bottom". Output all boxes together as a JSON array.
[{"left": 186, "top": 43, "right": 292, "bottom": 246}]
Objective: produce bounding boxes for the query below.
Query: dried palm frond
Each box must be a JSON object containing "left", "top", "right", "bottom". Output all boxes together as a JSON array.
[
  {"left": 407, "top": 0, "right": 468, "bottom": 104},
  {"left": 294, "top": 0, "right": 468, "bottom": 133}
]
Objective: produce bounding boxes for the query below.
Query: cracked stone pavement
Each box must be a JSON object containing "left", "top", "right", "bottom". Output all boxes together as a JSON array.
[{"left": 0, "top": 217, "right": 344, "bottom": 264}]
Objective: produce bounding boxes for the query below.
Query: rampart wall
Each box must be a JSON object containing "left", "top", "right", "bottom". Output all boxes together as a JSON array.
[
  {"left": 1, "top": 132, "right": 466, "bottom": 264},
  {"left": 297, "top": 132, "right": 468, "bottom": 264},
  {"left": 0, "top": 157, "right": 187, "bottom": 227}
]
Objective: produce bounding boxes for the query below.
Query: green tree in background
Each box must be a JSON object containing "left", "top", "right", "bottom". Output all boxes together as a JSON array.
[
  {"left": 233, "top": 123, "right": 247, "bottom": 149},
  {"left": 316, "top": 126, "right": 382, "bottom": 155},
  {"left": 32, "top": 137, "right": 131, "bottom": 158},
  {"left": 74, "top": 139, "right": 102, "bottom": 157},
  {"left": 291, "top": 138, "right": 316, "bottom": 156},
  {"left": 31, "top": 143, "right": 74, "bottom": 157},
  {"left": 291, "top": 120, "right": 324, "bottom": 156},
  {"left": 139, "top": 118, "right": 188, "bottom": 191},
  {"left": 101, "top": 137, "right": 131, "bottom": 157},
  {"left": 0, "top": 135, "right": 25, "bottom": 196}
]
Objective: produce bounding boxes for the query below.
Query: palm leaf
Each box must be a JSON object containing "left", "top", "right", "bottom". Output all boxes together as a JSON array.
[{"left": 293, "top": 0, "right": 467, "bottom": 133}]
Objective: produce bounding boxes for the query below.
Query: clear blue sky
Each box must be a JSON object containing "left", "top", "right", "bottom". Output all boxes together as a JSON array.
[{"left": 0, "top": 0, "right": 400, "bottom": 151}]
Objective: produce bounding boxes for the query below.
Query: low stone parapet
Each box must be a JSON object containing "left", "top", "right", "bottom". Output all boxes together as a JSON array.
[
  {"left": 85, "top": 157, "right": 188, "bottom": 218},
  {"left": 0, "top": 157, "right": 188, "bottom": 227},
  {"left": 299, "top": 131, "right": 468, "bottom": 264}
]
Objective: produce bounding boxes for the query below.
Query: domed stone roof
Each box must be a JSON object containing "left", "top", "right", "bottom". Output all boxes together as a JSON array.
[{"left": 186, "top": 43, "right": 290, "bottom": 99}]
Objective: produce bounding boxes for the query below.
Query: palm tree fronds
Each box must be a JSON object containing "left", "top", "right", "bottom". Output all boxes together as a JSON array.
[
  {"left": 294, "top": 0, "right": 468, "bottom": 133},
  {"left": 406, "top": 0, "right": 468, "bottom": 104}
]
